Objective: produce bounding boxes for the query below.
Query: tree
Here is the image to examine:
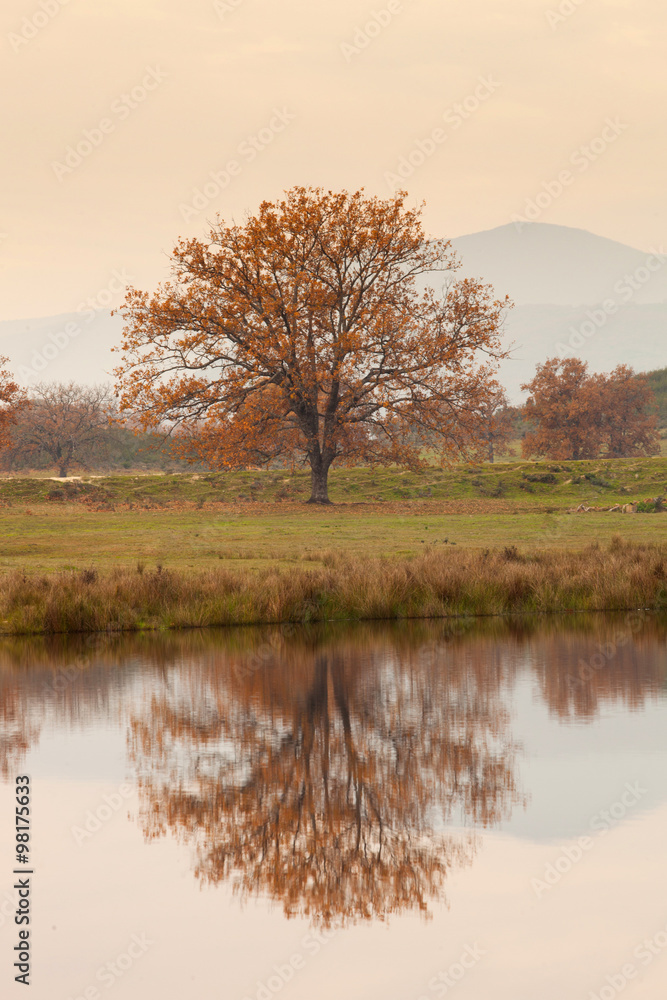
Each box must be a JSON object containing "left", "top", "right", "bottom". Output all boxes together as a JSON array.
[
  {"left": 128, "top": 628, "right": 521, "bottom": 925},
  {"left": 7, "top": 382, "right": 115, "bottom": 478},
  {"left": 0, "top": 356, "right": 25, "bottom": 451},
  {"left": 115, "top": 187, "right": 510, "bottom": 503},
  {"left": 603, "top": 365, "right": 660, "bottom": 458},
  {"left": 477, "top": 388, "right": 516, "bottom": 463},
  {"left": 521, "top": 357, "right": 659, "bottom": 460},
  {"left": 643, "top": 367, "right": 667, "bottom": 432},
  {"left": 521, "top": 357, "right": 603, "bottom": 460}
]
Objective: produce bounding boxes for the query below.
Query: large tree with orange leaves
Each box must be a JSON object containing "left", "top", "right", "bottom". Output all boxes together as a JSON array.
[
  {"left": 0, "top": 357, "right": 25, "bottom": 451},
  {"left": 115, "top": 187, "right": 510, "bottom": 503}
]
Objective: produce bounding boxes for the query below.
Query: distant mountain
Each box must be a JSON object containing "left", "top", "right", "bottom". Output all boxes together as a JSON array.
[
  {"left": 451, "top": 222, "right": 667, "bottom": 307},
  {"left": 2, "top": 223, "right": 665, "bottom": 402},
  {"left": 448, "top": 223, "right": 667, "bottom": 400}
]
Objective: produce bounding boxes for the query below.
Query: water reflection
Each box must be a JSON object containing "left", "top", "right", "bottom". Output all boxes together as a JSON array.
[
  {"left": 129, "top": 632, "right": 521, "bottom": 925},
  {"left": 1, "top": 615, "right": 666, "bottom": 927}
]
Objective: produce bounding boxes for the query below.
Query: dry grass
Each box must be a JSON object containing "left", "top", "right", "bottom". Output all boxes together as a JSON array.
[{"left": 1, "top": 538, "right": 665, "bottom": 635}]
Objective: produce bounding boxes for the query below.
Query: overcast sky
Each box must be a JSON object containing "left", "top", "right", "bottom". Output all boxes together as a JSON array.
[{"left": 1, "top": 0, "right": 665, "bottom": 320}]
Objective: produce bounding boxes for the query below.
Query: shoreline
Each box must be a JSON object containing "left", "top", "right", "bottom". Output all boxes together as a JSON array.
[{"left": 2, "top": 540, "right": 665, "bottom": 636}]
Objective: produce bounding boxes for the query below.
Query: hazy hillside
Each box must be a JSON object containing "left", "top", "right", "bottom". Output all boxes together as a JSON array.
[
  {"left": 451, "top": 222, "right": 667, "bottom": 306},
  {"left": 498, "top": 302, "right": 667, "bottom": 400},
  {"left": 2, "top": 223, "right": 665, "bottom": 403}
]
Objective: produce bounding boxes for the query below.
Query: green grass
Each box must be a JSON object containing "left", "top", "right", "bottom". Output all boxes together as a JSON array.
[
  {"left": 0, "top": 456, "right": 665, "bottom": 576},
  {"left": 0, "top": 459, "right": 665, "bottom": 635},
  {"left": 1, "top": 454, "right": 666, "bottom": 507},
  {"left": 0, "top": 508, "right": 665, "bottom": 576}
]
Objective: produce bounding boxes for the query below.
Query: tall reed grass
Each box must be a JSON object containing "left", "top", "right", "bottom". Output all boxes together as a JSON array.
[{"left": 1, "top": 539, "right": 665, "bottom": 635}]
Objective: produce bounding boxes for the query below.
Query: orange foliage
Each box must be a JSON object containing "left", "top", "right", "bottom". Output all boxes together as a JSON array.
[
  {"left": 521, "top": 357, "right": 659, "bottom": 460},
  {"left": 115, "top": 187, "right": 511, "bottom": 502},
  {"left": 0, "top": 356, "right": 25, "bottom": 452},
  {"left": 603, "top": 364, "right": 661, "bottom": 458},
  {"left": 128, "top": 631, "right": 522, "bottom": 925}
]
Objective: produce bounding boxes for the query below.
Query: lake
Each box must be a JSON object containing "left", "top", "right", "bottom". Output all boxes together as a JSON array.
[{"left": 1, "top": 614, "right": 666, "bottom": 999}]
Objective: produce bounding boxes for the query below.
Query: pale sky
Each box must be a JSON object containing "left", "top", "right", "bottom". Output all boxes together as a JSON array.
[{"left": 1, "top": 0, "right": 665, "bottom": 320}]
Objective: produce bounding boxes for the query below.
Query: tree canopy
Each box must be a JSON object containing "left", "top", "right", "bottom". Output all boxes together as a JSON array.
[
  {"left": 0, "top": 380, "right": 199, "bottom": 476},
  {"left": 521, "top": 357, "right": 659, "bottom": 460},
  {"left": 643, "top": 366, "right": 667, "bottom": 435},
  {"left": 115, "top": 187, "right": 510, "bottom": 502}
]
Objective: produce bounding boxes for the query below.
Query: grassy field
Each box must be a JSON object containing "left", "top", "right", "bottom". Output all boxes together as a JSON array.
[
  {"left": 0, "top": 458, "right": 665, "bottom": 633},
  {"left": 0, "top": 507, "right": 666, "bottom": 576},
  {"left": 1, "top": 454, "right": 666, "bottom": 507},
  {"left": 0, "top": 456, "right": 665, "bottom": 574}
]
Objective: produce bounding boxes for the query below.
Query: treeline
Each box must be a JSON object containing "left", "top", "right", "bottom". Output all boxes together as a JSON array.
[
  {"left": 460, "top": 359, "right": 663, "bottom": 463},
  {"left": 645, "top": 367, "right": 667, "bottom": 431},
  {"left": 519, "top": 359, "right": 662, "bottom": 460},
  {"left": 0, "top": 358, "right": 664, "bottom": 477},
  {"left": 0, "top": 380, "right": 194, "bottom": 477}
]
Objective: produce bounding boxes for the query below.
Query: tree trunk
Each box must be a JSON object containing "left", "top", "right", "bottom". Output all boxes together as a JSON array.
[
  {"left": 307, "top": 462, "right": 332, "bottom": 504},
  {"left": 58, "top": 460, "right": 69, "bottom": 478},
  {"left": 303, "top": 411, "right": 335, "bottom": 503}
]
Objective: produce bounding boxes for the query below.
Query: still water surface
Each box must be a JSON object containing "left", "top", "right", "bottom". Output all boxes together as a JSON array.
[{"left": 1, "top": 615, "right": 666, "bottom": 999}]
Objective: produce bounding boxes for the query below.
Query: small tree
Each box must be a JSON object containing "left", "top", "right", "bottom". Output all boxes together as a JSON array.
[
  {"left": 521, "top": 357, "right": 659, "bottom": 460},
  {"left": 115, "top": 187, "right": 511, "bottom": 503},
  {"left": 0, "top": 357, "right": 25, "bottom": 452},
  {"left": 602, "top": 365, "right": 660, "bottom": 458},
  {"left": 478, "top": 389, "right": 516, "bottom": 463},
  {"left": 9, "top": 383, "right": 115, "bottom": 477}
]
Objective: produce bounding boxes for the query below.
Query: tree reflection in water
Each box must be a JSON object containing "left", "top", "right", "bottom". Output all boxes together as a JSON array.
[
  {"left": 1, "top": 617, "right": 665, "bottom": 924},
  {"left": 128, "top": 630, "right": 522, "bottom": 925}
]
